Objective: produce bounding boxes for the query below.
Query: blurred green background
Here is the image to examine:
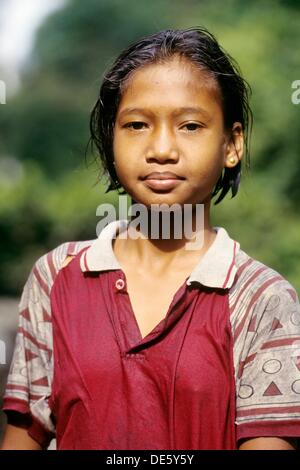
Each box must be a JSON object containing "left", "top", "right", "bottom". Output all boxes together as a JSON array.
[{"left": 0, "top": 0, "right": 300, "bottom": 296}]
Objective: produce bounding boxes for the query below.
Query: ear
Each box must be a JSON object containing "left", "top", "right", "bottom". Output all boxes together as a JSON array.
[{"left": 223, "top": 122, "right": 244, "bottom": 169}]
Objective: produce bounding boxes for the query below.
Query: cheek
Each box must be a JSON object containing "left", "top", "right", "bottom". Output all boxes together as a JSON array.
[
  {"left": 112, "top": 141, "right": 136, "bottom": 189},
  {"left": 188, "top": 167, "right": 222, "bottom": 191},
  {"left": 113, "top": 131, "right": 137, "bottom": 162},
  {"left": 188, "top": 144, "right": 224, "bottom": 177},
  {"left": 112, "top": 132, "right": 122, "bottom": 162}
]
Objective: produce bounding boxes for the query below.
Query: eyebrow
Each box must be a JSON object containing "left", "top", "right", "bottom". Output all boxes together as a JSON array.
[{"left": 118, "top": 106, "right": 212, "bottom": 120}]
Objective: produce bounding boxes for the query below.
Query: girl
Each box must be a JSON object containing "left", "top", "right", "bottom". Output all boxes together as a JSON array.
[{"left": 1, "top": 27, "right": 300, "bottom": 450}]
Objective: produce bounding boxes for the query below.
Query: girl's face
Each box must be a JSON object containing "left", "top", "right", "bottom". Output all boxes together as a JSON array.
[{"left": 113, "top": 55, "right": 243, "bottom": 207}]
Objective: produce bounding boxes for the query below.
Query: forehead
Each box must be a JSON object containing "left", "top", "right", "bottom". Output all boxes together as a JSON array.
[{"left": 118, "top": 55, "right": 221, "bottom": 112}]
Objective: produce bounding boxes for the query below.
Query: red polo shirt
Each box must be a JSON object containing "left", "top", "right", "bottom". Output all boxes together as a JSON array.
[
  {"left": 3, "top": 220, "right": 300, "bottom": 449},
  {"left": 50, "top": 246, "right": 235, "bottom": 449}
]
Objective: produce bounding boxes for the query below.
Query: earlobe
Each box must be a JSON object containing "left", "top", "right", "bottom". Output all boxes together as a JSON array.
[{"left": 224, "top": 153, "right": 239, "bottom": 168}]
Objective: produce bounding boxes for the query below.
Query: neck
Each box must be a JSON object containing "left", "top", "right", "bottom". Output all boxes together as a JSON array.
[{"left": 115, "top": 198, "right": 216, "bottom": 266}]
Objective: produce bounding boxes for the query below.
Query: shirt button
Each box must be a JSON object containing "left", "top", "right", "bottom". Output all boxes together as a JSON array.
[{"left": 115, "top": 278, "right": 125, "bottom": 290}]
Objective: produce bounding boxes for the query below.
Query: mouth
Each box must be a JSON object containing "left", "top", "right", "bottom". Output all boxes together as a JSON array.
[
  {"left": 141, "top": 171, "right": 185, "bottom": 192},
  {"left": 142, "top": 171, "right": 185, "bottom": 180}
]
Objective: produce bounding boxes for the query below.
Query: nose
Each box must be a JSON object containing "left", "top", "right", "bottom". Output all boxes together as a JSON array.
[{"left": 146, "top": 125, "right": 179, "bottom": 163}]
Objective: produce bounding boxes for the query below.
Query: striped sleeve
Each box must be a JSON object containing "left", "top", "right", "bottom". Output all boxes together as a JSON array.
[
  {"left": 2, "top": 253, "right": 56, "bottom": 448},
  {"left": 230, "top": 252, "right": 300, "bottom": 444},
  {"left": 2, "top": 240, "right": 92, "bottom": 448}
]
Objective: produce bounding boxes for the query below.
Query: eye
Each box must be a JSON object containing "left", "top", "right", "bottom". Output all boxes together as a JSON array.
[
  {"left": 181, "top": 123, "right": 203, "bottom": 131},
  {"left": 124, "top": 121, "right": 148, "bottom": 130}
]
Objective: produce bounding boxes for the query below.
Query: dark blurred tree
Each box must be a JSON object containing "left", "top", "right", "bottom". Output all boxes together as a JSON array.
[{"left": 30, "top": 0, "right": 171, "bottom": 84}]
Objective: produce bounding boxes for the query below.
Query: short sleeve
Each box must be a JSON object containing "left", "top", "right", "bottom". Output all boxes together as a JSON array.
[
  {"left": 2, "top": 255, "right": 55, "bottom": 448},
  {"left": 235, "top": 282, "right": 300, "bottom": 443}
]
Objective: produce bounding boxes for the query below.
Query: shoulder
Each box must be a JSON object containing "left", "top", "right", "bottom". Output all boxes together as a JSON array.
[
  {"left": 230, "top": 247, "right": 299, "bottom": 324},
  {"left": 19, "top": 240, "right": 95, "bottom": 315},
  {"left": 33, "top": 239, "right": 94, "bottom": 289}
]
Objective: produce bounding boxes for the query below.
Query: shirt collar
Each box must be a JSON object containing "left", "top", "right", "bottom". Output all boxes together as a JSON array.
[{"left": 80, "top": 219, "right": 239, "bottom": 290}]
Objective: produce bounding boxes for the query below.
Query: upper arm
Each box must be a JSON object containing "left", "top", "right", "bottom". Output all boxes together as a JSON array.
[
  {"left": 1, "top": 255, "right": 56, "bottom": 449},
  {"left": 234, "top": 280, "right": 300, "bottom": 445},
  {"left": 1, "top": 423, "right": 42, "bottom": 450}
]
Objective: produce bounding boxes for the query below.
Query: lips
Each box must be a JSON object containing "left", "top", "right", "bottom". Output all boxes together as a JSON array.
[
  {"left": 142, "top": 171, "right": 184, "bottom": 180},
  {"left": 141, "top": 171, "right": 185, "bottom": 191}
]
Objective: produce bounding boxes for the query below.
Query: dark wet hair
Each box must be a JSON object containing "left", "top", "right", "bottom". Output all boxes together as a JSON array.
[{"left": 89, "top": 27, "right": 252, "bottom": 204}]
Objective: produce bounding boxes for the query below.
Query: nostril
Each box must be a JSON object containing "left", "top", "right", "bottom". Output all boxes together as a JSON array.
[{"left": 146, "top": 149, "right": 180, "bottom": 162}]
